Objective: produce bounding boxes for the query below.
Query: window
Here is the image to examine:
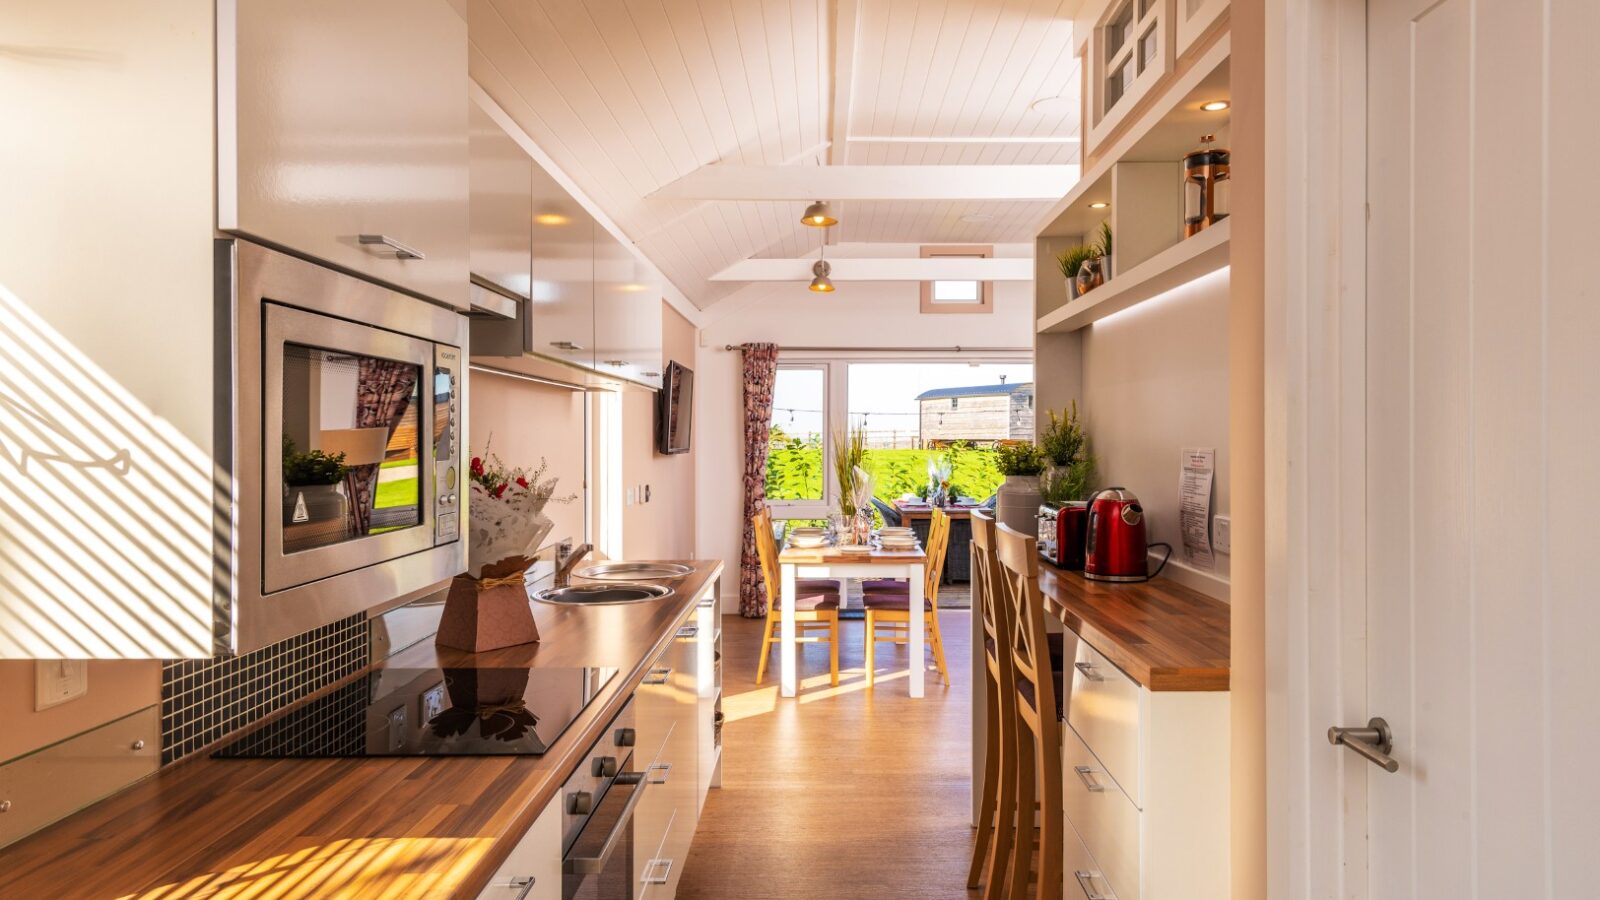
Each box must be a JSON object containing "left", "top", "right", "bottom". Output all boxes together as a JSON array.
[
  {"left": 950, "top": 397, "right": 959, "bottom": 409},
  {"left": 920, "top": 245, "right": 994, "bottom": 314},
  {"left": 765, "top": 366, "right": 826, "bottom": 509}
]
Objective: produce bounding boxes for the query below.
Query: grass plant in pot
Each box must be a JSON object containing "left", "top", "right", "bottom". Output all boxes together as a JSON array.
[
  {"left": 994, "top": 441, "right": 1047, "bottom": 535},
  {"left": 282, "top": 437, "right": 350, "bottom": 527},
  {"left": 1057, "top": 244, "right": 1097, "bottom": 301},
  {"left": 1039, "top": 401, "right": 1096, "bottom": 502}
]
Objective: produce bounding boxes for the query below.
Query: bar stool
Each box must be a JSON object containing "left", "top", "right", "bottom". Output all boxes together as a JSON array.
[
  {"left": 861, "top": 508, "right": 952, "bottom": 686},
  {"left": 752, "top": 507, "right": 842, "bottom": 686},
  {"left": 994, "top": 522, "right": 1064, "bottom": 900},
  {"left": 968, "top": 510, "right": 1021, "bottom": 898}
]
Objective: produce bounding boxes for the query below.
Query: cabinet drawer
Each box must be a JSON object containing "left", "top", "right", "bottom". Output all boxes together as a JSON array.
[
  {"left": 1064, "top": 814, "right": 1120, "bottom": 900},
  {"left": 477, "top": 792, "right": 561, "bottom": 899},
  {"left": 1063, "top": 723, "right": 1141, "bottom": 900},
  {"left": 1065, "top": 638, "right": 1143, "bottom": 805}
]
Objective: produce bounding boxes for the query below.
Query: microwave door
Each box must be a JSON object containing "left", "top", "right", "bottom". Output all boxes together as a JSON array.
[{"left": 262, "top": 303, "right": 438, "bottom": 595}]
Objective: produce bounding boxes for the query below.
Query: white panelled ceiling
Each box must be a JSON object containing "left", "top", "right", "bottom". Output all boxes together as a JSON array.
[{"left": 469, "top": 0, "right": 1080, "bottom": 307}]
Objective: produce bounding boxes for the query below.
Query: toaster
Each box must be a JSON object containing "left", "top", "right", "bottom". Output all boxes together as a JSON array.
[{"left": 1037, "top": 501, "right": 1088, "bottom": 569}]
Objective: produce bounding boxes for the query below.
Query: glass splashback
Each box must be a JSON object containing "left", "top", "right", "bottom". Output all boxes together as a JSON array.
[{"left": 280, "top": 343, "right": 424, "bottom": 555}]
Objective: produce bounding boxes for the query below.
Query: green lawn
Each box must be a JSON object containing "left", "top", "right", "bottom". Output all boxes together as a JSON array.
[{"left": 766, "top": 444, "right": 1003, "bottom": 504}]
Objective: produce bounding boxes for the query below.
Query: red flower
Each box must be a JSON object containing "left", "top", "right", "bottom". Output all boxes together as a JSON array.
[
  {"left": 516, "top": 476, "right": 529, "bottom": 489},
  {"left": 493, "top": 483, "right": 508, "bottom": 499},
  {"left": 470, "top": 457, "right": 484, "bottom": 476}
]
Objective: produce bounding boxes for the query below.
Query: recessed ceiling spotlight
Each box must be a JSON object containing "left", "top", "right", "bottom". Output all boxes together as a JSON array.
[
  {"left": 1088, "top": 201, "right": 1109, "bottom": 210},
  {"left": 1029, "top": 95, "right": 1073, "bottom": 115},
  {"left": 534, "top": 213, "right": 569, "bottom": 226},
  {"left": 959, "top": 213, "right": 995, "bottom": 224},
  {"left": 1201, "top": 100, "right": 1230, "bottom": 112},
  {"left": 801, "top": 200, "right": 837, "bottom": 227}
]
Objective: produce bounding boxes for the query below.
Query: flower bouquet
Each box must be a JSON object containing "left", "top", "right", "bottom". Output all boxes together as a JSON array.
[{"left": 436, "top": 450, "right": 574, "bottom": 653}]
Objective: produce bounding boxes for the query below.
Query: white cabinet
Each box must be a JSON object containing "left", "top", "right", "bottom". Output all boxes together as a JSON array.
[
  {"left": 1083, "top": 0, "right": 1176, "bottom": 155},
  {"left": 477, "top": 792, "right": 563, "bottom": 900},
  {"left": 634, "top": 606, "right": 701, "bottom": 898},
  {"left": 525, "top": 165, "right": 596, "bottom": 371},
  {"left": 1175, "top": 0, "right": 1229, "bottom": 57},
  {"left": 469, "top": 102, "right": 533, "bottom": 306},
  {"left": 218, "top": 0, "right": 470, "bottom": 311},
  {"left": 1059, "top": 634, "right": 1230, "bottom": 900},
  {"left": 593, "top": 230, "right": 664, "bottom": 390}
]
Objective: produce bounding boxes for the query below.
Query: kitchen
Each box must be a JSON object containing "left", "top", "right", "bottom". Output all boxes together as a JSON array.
[{"left": 5, "top": 1, "right": 1599, "bottom": 899}]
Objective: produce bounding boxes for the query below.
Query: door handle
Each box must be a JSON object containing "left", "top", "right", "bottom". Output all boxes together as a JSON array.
[
  {"left": 1073, "top": 765, "right": 1108, "bottom": 793},
  {"left": 1074, "top": 661, "right": 1105, "bottom": 682},
  {"left": 1328, "top": 716, "right": 1399, "bottom": 773},
  {"left": 643, "top": 667, "right": 672, "bottom": 685},
  {"left": 1073, "top": 870, "right": 1114, "bottom": 900},
  {"left": 642, "top": 858, "right": 674, "bottom": 885},
  {"left": 357, "top": 233, "right": 425, "bottom": 260},
  {"left": 647, "top": 761, "right": 672, "bottom": 784}
]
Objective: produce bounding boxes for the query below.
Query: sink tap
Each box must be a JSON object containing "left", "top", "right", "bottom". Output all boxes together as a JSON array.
[{"left": 555, "top": 543, "right": 593, "bottom": 587}]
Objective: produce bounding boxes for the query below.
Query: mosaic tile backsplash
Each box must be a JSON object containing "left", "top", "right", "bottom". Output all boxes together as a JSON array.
[{"left": 160, "top": 615, "right": 370, "bottom": 765}]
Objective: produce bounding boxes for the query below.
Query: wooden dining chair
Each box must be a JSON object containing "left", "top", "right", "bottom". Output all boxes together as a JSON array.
[
  {"left": 752, "top": 507, "right": 842, "bottom": 687},
  {"left": 861, "top": 508, "right": 952, "bottom": 686},
  {"left": 994, "top": 522, "right": 1063, "bottom": 900},
  {"left": 968, "top": 510, "right": 1021, "bottom": 898}
]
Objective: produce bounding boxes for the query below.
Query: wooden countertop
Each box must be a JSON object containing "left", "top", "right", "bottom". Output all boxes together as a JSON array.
[
  {"left": 1036, "top": 560, "right": 1230, "bottom": 691},
  {"left": 0, "top": 560, "right": 723, "bottom": 899}
]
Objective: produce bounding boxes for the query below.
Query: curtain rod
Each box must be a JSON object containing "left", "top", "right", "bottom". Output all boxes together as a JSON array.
[{"left": 721, "top": 344, "right": 1028, "bottom": 353}]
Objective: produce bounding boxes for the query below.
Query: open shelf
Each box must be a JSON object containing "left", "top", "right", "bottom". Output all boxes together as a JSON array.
[
  {"left": 1037, "top": 217, "right": 1230, "bottom": 333},
  {"left": 1036, "top": 34, "right": 1231, "bottom": 240}
]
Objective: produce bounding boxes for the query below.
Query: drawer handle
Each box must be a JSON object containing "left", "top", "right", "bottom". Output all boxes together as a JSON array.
[
  {"left": 647, "top": 761, "right": 672, "bottom": 784},
  {"left": 677, "top": 623, "right": 699, "bottom": 638},
  {"left": 549, "top": 340, "right": 585, "bottom": 351},
  {"left": 357, "top": 233, "right": 425, "bottom": 260},
  {"left": 1074, "top": 661, "right": 1106, "bottom": 682},
  {"left": 643, "top": 667, "right": 672, "bottom": 685},
  {"left": 1073, "top": 765, "right": 1108, "bottom": 793},
  {"left": 1074, "top": 869, "right": 1114, "bottom": 900},
  {"left": 642, "top": 857, "right": 674, "bottom": 885},
  {"left": 487, "top": 875, "right": 536, "bottom": 900}
]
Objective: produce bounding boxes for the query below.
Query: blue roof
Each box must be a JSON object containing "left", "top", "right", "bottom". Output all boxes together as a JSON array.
[{"left": 915, "top": 382, "right": 1034, "bottom": 401}]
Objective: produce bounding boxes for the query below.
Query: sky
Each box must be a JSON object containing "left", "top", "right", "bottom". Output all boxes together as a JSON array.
[{"left": 770, "top": 362, "right": 1035, "bottom": 442}]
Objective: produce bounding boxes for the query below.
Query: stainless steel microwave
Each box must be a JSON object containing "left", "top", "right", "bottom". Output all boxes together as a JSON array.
[{"left": 216, "top": 240, "right": 466, "bottom": 653}]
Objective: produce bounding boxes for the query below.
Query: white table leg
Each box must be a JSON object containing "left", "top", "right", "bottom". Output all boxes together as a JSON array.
[
  {"left": 780, "top": 562, "right": 797, "bottom": 697},
  {"left": 908, "top": 562, "right": 925, "bottom": 698}
]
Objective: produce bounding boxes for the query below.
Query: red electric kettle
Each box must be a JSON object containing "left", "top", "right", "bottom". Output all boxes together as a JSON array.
[{"left": 1083, "top": 487, "right": 1171, "bottom": 582}]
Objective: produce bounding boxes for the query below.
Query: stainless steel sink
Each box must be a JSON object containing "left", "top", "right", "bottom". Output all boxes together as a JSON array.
[
  {"left": 532, "top": 582, "right": 673, "bottom": 605},
  {"left": 574, "top": 562, "right": 694, "bottom": 581}
]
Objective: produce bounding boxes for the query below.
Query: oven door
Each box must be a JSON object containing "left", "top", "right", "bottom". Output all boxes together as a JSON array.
[
  {"left": 263, "top": 302, "right": 439, "bottom": 593},
  {"left": 564, "top": 765, "right": 647, "bottom": 900}
]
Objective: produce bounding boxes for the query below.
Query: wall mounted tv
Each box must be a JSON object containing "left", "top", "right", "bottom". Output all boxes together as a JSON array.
[{"left": 656, "top": 361, "right": 693, "bottom": 454}]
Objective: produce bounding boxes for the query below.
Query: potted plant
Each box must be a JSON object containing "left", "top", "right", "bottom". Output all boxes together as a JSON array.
[
  {"left": 831, "top": 425, "right": 872, "bottom": 543},
  {"left": 1096, "top": 220, "right": 1114, "bottom": 281},
  {"left": 993, "top": 441, "right": 1047, "bottom": 534},
  {"left": 1039, "top": 402, "right": 1097, "bottom": 504},
  {"left": 282, "top": 437, "right": 350, "bottom": 526},
  {"left": 1056, "top": 244, "right": 1097, "bottom": 301}
]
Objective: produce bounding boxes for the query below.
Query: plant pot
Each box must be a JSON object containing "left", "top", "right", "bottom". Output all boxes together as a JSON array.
[
  {"left": 284, "top": 482, "right": 348, "bottom": 526},
  {"left": 995, "top": 474, "right": 1043, "bottom": 535},
  {"left": 1066, "top": 276, "right": 1081, "bottom": 301}
]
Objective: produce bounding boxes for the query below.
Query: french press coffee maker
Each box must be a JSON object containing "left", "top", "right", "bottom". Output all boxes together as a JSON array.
[{"left": 1183, "top": 134, "right": 1231, "bottom": 237}]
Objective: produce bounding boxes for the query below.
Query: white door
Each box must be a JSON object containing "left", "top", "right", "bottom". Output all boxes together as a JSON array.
[{"left": 1361, "top": 0, "right": 1600, "bottom": 896}]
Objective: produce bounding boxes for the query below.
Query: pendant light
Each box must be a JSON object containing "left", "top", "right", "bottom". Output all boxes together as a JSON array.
[
  {"left": 801, "top": 200, "right": 837, "bottom": 227},
  {"left": 809, "top": 259, "right": 835, "bottom": 293}
]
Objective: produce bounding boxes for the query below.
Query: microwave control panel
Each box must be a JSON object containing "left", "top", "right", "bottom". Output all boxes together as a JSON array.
[{"left": 433, "top": 344, "right": 461, "bottom": 543}]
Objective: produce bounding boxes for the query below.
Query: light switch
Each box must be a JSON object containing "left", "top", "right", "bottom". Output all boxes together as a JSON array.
[
  {"left": 35, "top": 660, "right": 88, "bottom": 711},
  {"left": 1214, "top": 515, "right": 1231, "bottom": 555}
]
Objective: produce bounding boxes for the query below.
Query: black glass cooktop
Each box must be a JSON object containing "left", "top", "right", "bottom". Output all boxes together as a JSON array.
[{"left": 212, "top": 666, "right": 617, "bottom": 759}]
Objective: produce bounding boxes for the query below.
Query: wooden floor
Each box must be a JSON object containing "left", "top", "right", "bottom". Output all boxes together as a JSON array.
[{"left": 676, "top": 611, "right": 981, "bottom": 899}]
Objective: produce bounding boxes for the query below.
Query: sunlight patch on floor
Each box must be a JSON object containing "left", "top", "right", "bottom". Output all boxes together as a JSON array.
[{"left": 721, "top": 685, "right": 780, "bottom": 723}]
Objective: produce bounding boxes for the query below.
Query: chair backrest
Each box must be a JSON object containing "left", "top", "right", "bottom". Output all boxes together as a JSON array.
[
  {"left": 970, "top": 510, "right": 1011, "bottom": 679},
  {"left": 751, "top": 506, "right": 780, "bottom": 607},
  {"left": 923, "top": 508, "right": 952, "bottom": 599},
  {"left": 994, "top": 522, "right": 1059, "bottom": 738}
]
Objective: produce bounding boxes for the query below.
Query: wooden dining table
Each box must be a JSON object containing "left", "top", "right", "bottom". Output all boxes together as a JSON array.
[
  {"left": 777, "top": 543, "right": 929, "bottom": 698},
  {"left": 890, "top": 499, "right": 979, "bottom": 523}
]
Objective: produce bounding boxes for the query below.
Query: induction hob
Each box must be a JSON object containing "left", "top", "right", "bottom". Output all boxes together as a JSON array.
[{"left": 212, "top": 665, "right": 618, "bottom": 759}]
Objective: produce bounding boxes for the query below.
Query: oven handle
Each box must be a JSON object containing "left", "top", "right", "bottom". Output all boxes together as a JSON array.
[{"left": 563, "top": 771, "right": 648, "bottom": 875}]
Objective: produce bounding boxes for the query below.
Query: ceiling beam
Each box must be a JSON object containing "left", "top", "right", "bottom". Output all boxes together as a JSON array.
[
  {"left": 651, "top": 164, "right": 1080, "bottom": 201},
  {"left": 710, "top": 256, "right": 1035, "bottom": 282}
]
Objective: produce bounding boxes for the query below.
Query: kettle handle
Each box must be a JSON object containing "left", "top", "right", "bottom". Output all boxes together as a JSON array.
[{"left": 1081, "top": 487, "right": 1109, "bottom": 557}]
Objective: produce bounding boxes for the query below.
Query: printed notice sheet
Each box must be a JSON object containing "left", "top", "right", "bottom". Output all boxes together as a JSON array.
[{"left": 1179, "top": 448, "right": 1216, "bottom": 569}]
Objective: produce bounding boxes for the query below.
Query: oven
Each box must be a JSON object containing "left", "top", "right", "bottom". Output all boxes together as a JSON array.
[
  {"left": 563, "top": 700, "right": 644, "bottom": 900},
  {"left": 218, "top": 239, "right": 467, "bottom": 653}
]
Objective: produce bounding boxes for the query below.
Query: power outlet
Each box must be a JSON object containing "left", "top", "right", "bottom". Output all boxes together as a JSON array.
[
  {"left": 35, "top": 660, "right": 88, "bottom": 711},
  {"left": 1214, "top": 515, "right": 1232, "bottom": 555}
]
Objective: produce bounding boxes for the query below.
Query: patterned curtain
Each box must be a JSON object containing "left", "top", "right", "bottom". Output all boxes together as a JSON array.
[
  {"left": 344, "top": 359, "right": 418, "bottom": 535},
  {"left": 738, "top": 343, "right": 780, "bottom": 617}
]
